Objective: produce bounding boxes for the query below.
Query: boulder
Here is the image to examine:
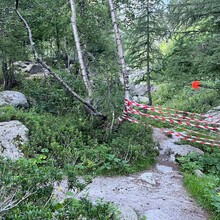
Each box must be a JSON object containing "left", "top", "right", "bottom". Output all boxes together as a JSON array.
[
  {"left": 13, "top": 61, "right": 49, "bottom": 78},
  {"left": 203, "top": 106, "right": 220, "bottom": 123},
  {"left": 29, "top": 64, "right": 45, "bottom": 74},
  {"left": 164, "top": 144, "right": 204, "bottom": 162},
  {"left": 0, "top": 120, "right": 29, "bottom": 160},
  {"left": 126, "top": 69, "right": 158, "bottom": 103},
  {"left": 0, "top": 91, "right": 28, "bottom": 108}
]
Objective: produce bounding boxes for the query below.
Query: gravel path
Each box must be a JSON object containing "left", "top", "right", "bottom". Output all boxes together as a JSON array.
[{"left": 77, "top": 128, "right": 209, "bottom": 220}]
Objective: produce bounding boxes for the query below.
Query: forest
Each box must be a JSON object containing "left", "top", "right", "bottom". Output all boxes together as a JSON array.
[{"left": 0, "top": 0, "right": 220, "bottom": 219}]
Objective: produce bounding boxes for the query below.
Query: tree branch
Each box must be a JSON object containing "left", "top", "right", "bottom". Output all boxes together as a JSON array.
[{"left": 15, "top": 9, "right": 106, "bottom": 120}]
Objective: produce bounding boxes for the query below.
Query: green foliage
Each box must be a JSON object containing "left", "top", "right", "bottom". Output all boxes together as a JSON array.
[
  {"left": 178, "top": 149, "right": 220, "bottom": 176},
  {"left": 153, "top": 83, "right": 219, "bottom": 113},
  {"left": 0, "top": 157, "right": 119, "bottom": 219},
  {"left": 0, "top": 87, "right": 156, "bottom": 218},
  {"left": 183, "top": 174, "right": 220, "bottom": 215},
  {"left": 0, "top": 106, "right": 17, "bottom": 121},
  {"left": 178, "top": 149, "right": 220, "bottom": 216},
  {"left": 4, "top": 197, "right": 119, "bottom": 220},
  {"left": 0, "top": 105, "right": 156, "bottom": 176},
  {"left": 51, "top": 198, "right": 119, "bottom": 220},
  {"left": 124, "top": 0, "right": 168, "bottom": 69}
]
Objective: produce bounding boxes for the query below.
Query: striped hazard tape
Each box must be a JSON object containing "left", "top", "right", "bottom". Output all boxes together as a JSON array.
[
  {"left": 119, "top": 99, "right": 220, "bottom": 148},
  {"left": 125, "top": 108, "right": 220, "bottom": 132},
  {"left": 125, "top": 99, "right": 220, "bottom": 123},
  {"left": 119, "top": 115, "right": 220, "bottom": 148}
]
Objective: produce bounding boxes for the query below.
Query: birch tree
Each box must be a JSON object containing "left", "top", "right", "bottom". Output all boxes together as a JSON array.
[
  {"left": 108, "top": 0, "right": 130, "bottom": 101},
  {"left": 15, "top": 8, "right": 106, "bottom": 120},
  {"left": 69, "top": 0, "right": 92, "bottom": 98}
]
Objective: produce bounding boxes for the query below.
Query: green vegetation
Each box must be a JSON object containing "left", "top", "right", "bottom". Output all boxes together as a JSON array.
[
  {"left": 177, "top": 151, "right": 220, "bottom": 218},
  {"left": 152, "top": 83, "right": 220, "bottom": 219},
  {"left": 0, "top": 76, "right": 156, "bottom": 218},
  {"left": 0, "top": 0, "right": 220, "bottom": 218}
]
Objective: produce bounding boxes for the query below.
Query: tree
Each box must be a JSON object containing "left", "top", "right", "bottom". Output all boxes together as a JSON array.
[
  {"left": 108, "top": 0, "right": 130, "bottom": 101},
  {"left": 163, "top": 0, "right": 220, "bottom": 85},
  {"left": 123, "top": 0, "right": 168, "bottom": 105},
  {"left": 0, "top": 0, "right": 28, "bottom": 89},
  {"left": 15, "top": 8, "right": 107, "bottom": 119},
  {"left": 70, "top": 0, "right": 92, "bottom": 97}
]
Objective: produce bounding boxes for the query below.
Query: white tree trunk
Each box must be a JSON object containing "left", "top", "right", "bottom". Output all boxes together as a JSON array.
[
  {"left": 108, "top": 0, "right": 130, "bottom": 100},
  {"left": 16, "top": 9, "right": 106, "bottom": 120},
  {"left": 69, "top": 0, "right": 92, "bottom": 97}
]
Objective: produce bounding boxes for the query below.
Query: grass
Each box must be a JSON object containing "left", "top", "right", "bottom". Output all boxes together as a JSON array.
[{"left": 183, "top": 174, "right": 220, "bottom": 219}]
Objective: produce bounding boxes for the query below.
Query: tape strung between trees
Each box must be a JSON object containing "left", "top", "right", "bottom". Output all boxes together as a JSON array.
[{"left": 119, "top": 99, "right": 220, "bottom": 148}]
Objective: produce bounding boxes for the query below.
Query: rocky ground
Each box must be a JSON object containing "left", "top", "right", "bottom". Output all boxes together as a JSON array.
[{"left": 76, "top": 128, "right": 209, "bottom": 220}]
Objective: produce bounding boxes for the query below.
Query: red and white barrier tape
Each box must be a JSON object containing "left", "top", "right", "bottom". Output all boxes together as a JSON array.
[
  {"left": 125, "top": 99, "right": 220, "bottom": 122},
  {"left": 125, "top": 108, "right": 220, "bottom": 132},
  {"left": 180, "top": 127, "right": 219, "bottom": 141},
  {"left": 127, "top": 104, "right": 220, "bottom": 126},
  {"left": 119, "top": 115, "right": 220, "bottom": 148}
]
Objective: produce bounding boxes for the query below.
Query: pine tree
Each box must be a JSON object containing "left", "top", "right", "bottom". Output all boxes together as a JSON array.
[{"left": 124, "top": 0, "right": 168, "bottom": 105}]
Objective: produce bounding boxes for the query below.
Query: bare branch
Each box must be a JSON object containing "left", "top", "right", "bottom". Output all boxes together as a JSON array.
[{"left": 15, "top": 9, "right": 106, "bottom": 120}]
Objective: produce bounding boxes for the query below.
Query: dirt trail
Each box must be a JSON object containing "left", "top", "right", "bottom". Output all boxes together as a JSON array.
[{"left": 77, "top": 128, "right": 209, "bottom": 220}]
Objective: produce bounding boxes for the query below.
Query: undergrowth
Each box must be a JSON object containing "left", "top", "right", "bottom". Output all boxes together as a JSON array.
[
  {"left": 152, "top": 82, "right": 220, "bottom": 218},
  {"left": 0, "top": 75, "right": 157, "bottom": 218}
]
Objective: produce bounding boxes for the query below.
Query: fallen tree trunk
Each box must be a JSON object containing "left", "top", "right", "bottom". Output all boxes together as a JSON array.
[{"left": 15, "top": 9, "right": 106, "bottom": 120}]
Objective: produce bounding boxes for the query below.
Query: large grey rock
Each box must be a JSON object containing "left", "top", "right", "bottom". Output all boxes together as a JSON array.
[
  {"left": 14, "top": 61, "right": 49, "bottom": 78},
  {"left": 164, "top": 144, "right": 204, "bottom": 162},
  {"left": 0, "top": 91, "right": 28, "bottom": 108},
  {"left": 203, "top": 106, "right": 220, "bottom": 123},
  {"left": 29, "top": 64, "right": 44, "bottom": 74},
  {"left": 0, "top": 120, "right": 29, "bottom": 160},
  {"left": 128, "top": 69, "right": 158, "bottom": 103},
  {"left": 131, "top": 83, "right": 149, "bottom": 96}
]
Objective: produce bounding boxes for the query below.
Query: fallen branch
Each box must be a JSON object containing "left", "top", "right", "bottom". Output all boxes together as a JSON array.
[
  {"left": 0, "top": 185, "right": 46, "bottom": 215},
  {"left": 15, "top": 9, "right": 106, "bottom": 120}
]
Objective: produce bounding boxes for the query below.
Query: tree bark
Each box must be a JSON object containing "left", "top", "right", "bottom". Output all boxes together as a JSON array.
[
  {"left": 15, "top": 9, "right": 106, "bottom": 120},
  {"left": 146, "top": 0, "right": 152, "bottom": 106},
  {"left": 2, "top": 60, "right": 14, "bottom": 90},
  {"left": 108, "top": 0, "right": 130, "bottom": 101},
  {"left": 69, "top": 0, "right": 92, "bottom": 97}
]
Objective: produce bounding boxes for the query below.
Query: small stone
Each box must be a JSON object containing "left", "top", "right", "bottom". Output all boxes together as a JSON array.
[
  {"left": 156, "top": 165, "right": 173, "bottom": 174},
  {"left": 139, "top": 172, "right": 156, "bottom": 185},
  {"left": 194, "top": 169, "right": 204, "bottom": 177}
]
